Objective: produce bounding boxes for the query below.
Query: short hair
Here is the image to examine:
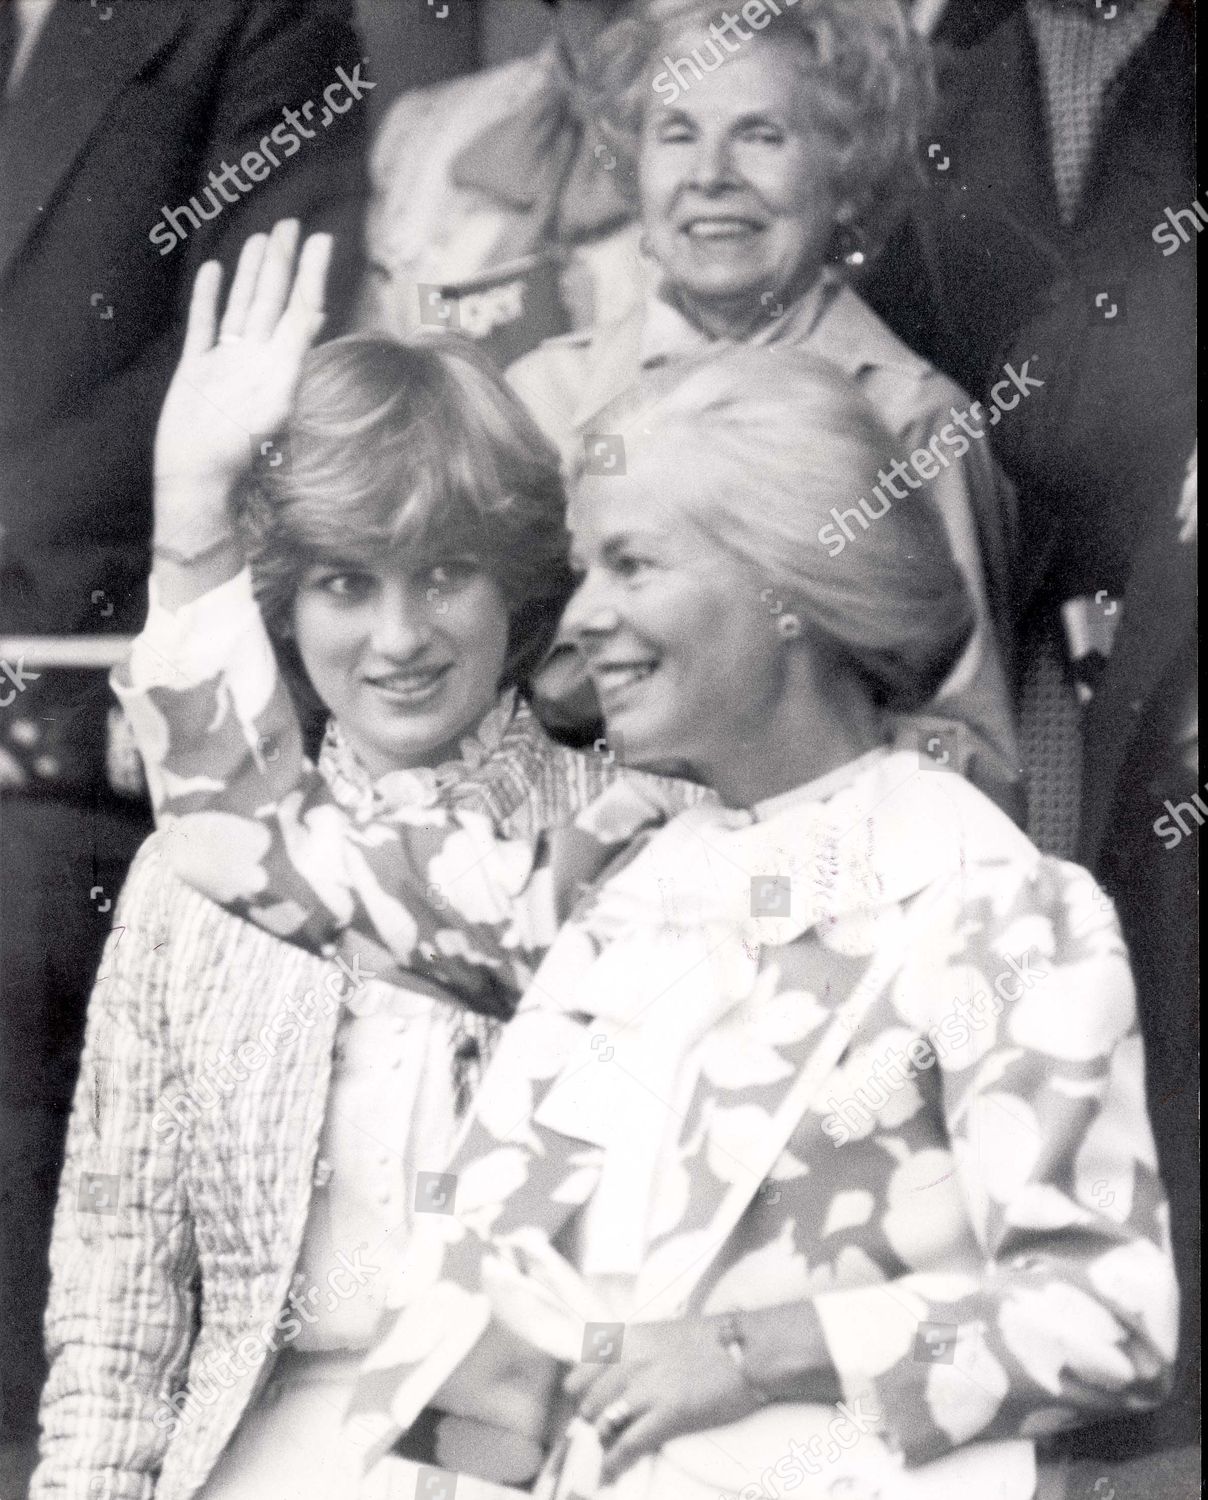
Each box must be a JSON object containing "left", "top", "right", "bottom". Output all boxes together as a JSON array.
[
  {"left": 574, "top": 344, "right": 973, "bottom": 713},
  {"left": 236, "top": 336, "right": 573, "bottom": 730},
  {"left": 588, "top": 0, "right": 934, "bottom": 261}
]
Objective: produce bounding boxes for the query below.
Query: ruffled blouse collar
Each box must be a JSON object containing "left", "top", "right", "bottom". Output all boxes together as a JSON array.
[{"left": 318, "top": 689, "right": 521, "bottom": 820}]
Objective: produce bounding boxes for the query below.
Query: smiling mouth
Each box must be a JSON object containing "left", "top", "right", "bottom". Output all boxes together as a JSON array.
[
  {"left": 591, "top": 661, "right": 658, "bottom": 701},
  {"left": 682, "top": 217, "right": 764, "bottom": 240},
  {"left": 364, "top": 664, "right": 452, "bottom": 706}
]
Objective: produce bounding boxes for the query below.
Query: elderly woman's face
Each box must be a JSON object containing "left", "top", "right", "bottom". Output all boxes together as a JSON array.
[
  {"left": 292, "top": 555, "right": 510, "bottom": 777},
  {"left": 562, "top": 455, "right": 795, "bottom": 780},
  {"left": 640, "top": 31, "right": 845, "bottom": 321}
]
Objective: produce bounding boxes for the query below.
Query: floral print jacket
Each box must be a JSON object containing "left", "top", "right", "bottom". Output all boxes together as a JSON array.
[
  {"left": 341, "top": 750, "right": 1177, "bottom": 1497},
  {"left": 111, "top": 569, "right": 682, "bottom": 1015}
]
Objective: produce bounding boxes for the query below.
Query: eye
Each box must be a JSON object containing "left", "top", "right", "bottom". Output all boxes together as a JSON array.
[
  {"left": 654, "top": 115, "right": 695, "bottom": 145},
  {"left": 610, "top": 549, "right": 655, "bottom": 583},
  {"left": 306, "top": 568, "right": 374, "bottom": 600},
  {"left": 738, "top": 121, "right": 786, "bottom": 145}
]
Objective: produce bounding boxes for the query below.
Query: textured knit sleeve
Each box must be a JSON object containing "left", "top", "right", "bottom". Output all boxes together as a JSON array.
[
  {"left": 811, "top": 854, "right": 1178, "bottom": 1465},
  {"left": 31, "top": 839, "right": 199, "bottom": 1500}
]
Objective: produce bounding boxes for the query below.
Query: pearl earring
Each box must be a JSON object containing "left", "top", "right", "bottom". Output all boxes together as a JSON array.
[{"left": 777, "top": 613, "right": 802, "bottom": 641}]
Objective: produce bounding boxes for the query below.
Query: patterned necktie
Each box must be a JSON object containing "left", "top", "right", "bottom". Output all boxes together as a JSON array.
[{"left": 1026, "top": 0, "right": 1169, "bottom": 224}]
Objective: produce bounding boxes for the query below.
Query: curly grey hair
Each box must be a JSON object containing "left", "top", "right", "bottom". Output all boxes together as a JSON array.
[{"left": 584, "top": 0, "right": 935, "bottom": 263}]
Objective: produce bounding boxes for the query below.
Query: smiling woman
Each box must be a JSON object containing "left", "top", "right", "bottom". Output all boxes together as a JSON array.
[
  {"left": 237, "top": 335, "right": 572, "bottom": 774},
  {"left": 34, "top": 224, "right": 678, "bottom": 1500},
  {"left": 507, "top": 0, "right": 1022, "bottom": 814}
]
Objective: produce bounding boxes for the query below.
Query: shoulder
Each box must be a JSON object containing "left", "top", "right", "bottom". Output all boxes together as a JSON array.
[
  {"left": 507, "top": 324, "right": 600, "bottom": 386},
  {"left": 818, "top": 284, "right": 975, "bottom": 430}
]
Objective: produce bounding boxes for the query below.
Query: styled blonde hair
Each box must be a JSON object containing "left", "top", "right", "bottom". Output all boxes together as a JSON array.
[
  {"left": 589, "top": 0, "right": 934, "bottom": 261},
  {"left": 578, "top": 344, "right": 973, "bottom": 711}
]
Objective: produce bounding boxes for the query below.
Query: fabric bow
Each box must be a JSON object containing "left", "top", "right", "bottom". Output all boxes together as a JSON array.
[{"left": 449, "top": 50, "right": 633, "bottom": 245}]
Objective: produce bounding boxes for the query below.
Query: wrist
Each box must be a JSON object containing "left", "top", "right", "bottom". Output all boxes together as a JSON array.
[
  {"left": 713, "top": 1311, "right": 780, "bottom": 1405},
  {"left": 713, "top": 1304, "right": 841, "bottom": 1406}
]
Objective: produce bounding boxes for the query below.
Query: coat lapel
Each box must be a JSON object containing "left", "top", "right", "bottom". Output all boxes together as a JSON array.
[{"left": 0, "top": 0, "right": 187, "bottom": 284}]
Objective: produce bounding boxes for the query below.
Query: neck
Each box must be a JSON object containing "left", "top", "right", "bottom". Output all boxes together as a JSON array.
[
  {"left": 672, "top": 262, "right": 826, "bottom": 343},
  {"left": 695, "top": 668, "right": 884, "bottom": 810}
]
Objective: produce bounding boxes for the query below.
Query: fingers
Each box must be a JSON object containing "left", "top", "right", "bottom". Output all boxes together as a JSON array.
[
  {"left": 243, "top": 219, "right": 301, "bottom": 341},
  {"left": 599, "top": 1411, "right": 666, "bottom": 1486},
  {"left": 183, "top": 261, "right": 223, "bottom": 357},
  {"left": 568, "top": 1364, "right": 626, "bottom": 1424},
  {"left": 281, "top": 232, "right": 335, "bottom": 344},
  {"left": 218, "top": 233, "right": 269, "bottom": 341}
]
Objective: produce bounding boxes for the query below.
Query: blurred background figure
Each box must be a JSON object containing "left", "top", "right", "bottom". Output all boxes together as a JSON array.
[
  {"left": 359, "top": 0, "right": 642, "bottom": 364},
  {"left": 0, "top": 0, "right": 366, "bottom": 1481},
  {"left": 864, "top": 0, "right": 1194, "bottom": 854}
]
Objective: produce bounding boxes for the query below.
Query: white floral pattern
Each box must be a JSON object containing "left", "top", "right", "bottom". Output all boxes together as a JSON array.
[{"left": 344, "top": 751, "right": 1177, "bottom": 1487}]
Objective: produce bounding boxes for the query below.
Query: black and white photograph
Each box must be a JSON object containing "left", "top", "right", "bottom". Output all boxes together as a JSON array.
[{"left": 0, "top": 1, "right": 1197, "bottom": 1497}]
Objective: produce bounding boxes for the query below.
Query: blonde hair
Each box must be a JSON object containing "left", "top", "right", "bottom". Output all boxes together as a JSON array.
[
  {"left": 589, "top": 0, "right": 934, "bottom": 261},
  {"left": 579, "top": 345, "right": 972, "bottom": 711},
  {"left": 237, "top": 336, "right": 573, "bottom": 726}
]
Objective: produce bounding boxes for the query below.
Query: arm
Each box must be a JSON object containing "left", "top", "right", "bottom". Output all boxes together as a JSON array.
[
  {"left": 802, "top": 858, "right": 1177, "bottom": 1466},
  {"left": 113, "top": 567, "right": 548, "bottom": 1009},
  {"left": 31, "top": 841, "right": 198, "bottom": 1500}
]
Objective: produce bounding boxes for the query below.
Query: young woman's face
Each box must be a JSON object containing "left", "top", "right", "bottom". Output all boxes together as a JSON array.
[
  {"left": 640, "top": 31, "right": 846, "bottom": 325},
  {"left": 292, "top": 555, "right": 511, "bottom": 776},
  {"left": 562, "top": 456, "right": 795, "bottom": 781}
]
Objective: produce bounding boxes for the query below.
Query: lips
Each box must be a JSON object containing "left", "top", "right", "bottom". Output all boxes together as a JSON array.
[
  {"left": 590, "top": 660, "right": 658, "bottom": 701},
  {"left": 363, "top": 663, "right": 452, "bottom": 706},
  {"left": 681, "top": 216, "right": 764, "bottom": 240}
]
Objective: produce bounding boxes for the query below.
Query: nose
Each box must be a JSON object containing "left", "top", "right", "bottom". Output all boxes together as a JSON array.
[
  {"left": 690, "top": 131, "right": 739, "bottom": 194},
  {"left": 367, "top": 578, "right": 434, "bottom": 660},
  {"left": 560, "top": 569, "right": 621, "bottom": 649}
]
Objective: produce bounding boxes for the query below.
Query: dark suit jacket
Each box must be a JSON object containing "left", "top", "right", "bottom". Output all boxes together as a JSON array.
[
  {"left": 0, "top": 0, "right": 368, "bottom": 794},
  {"left": 864, "top": 0, "right": 1196, "bottom": 615}
]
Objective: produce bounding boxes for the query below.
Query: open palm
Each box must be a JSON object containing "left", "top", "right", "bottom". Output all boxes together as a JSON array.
[{"left": 154, "top": 221, "right": 333, "bottom": 514}]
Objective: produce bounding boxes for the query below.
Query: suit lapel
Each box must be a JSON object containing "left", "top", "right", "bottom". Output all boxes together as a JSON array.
[{"left": 0, "top": 0, "right": 187, "bottom": 283}]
